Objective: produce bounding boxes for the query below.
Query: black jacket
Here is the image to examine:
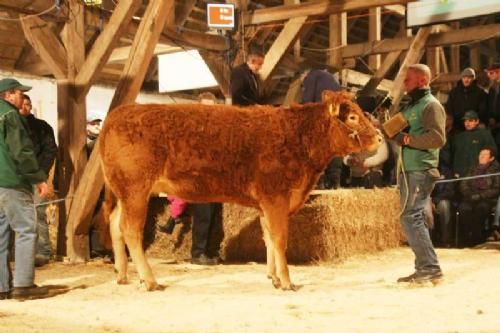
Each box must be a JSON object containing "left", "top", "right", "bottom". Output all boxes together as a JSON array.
[
  {"left": 230, "top": 63, "right": 261, "bottom": 106},
  {"left": 446, "top": 80, "right": 488, "bottom": 129},
  {"left": 25, "top": 114, "right": 58, "bottom": 175}
]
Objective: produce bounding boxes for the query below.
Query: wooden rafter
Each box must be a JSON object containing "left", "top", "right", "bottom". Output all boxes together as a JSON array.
[
  {"left": 74, "top": 0, "right": 142, "bottom": 101},
  {"left": 243, "top": 0, "right": 413, "bottom": 25},
  {"left": 259, "top": 16, "right": 308, "bottom": 82},
  {"left": 20, "top": 15, "right": 68, "bottom": 79}
]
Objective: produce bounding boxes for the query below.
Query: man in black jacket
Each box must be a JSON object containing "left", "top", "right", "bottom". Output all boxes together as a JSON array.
[
  {"left": 446, "top": 67, "right": 488, "bottom": 131},
  {"left": 230, "top": 45, "right": 264, "bottom": 106},
  {"left": 486, "top": 63, "right": 500, "bottom": 146},
  {"left": 19, "top": 95, "right": 57, "bottom": 267}
]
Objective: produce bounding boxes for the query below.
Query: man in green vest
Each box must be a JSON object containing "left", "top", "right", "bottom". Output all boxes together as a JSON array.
[{"left": 392, "top": 64, "right": 446, "bottom": 284}]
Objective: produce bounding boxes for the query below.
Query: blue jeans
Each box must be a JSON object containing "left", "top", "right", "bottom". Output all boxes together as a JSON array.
[
  {"left": 0, "top": 187, "right": 37, "bottom": 292},
  {"left": 493, "top": 197, "right": 500, "bottom": 229},
  {"left": 33, "top": 189, "right": 51, "bottom": 258},
  {"left": 399, "top": 170, "right": 441, "bottom": 273}
]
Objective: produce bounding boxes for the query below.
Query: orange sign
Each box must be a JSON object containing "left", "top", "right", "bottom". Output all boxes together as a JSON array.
[{"left": 207, "top": 4, "right": 235, "bottom": 29}]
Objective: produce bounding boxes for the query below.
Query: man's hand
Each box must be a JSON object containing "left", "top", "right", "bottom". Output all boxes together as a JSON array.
[{"left": 36, "top": 182, "right": 50, "bottom": 198}]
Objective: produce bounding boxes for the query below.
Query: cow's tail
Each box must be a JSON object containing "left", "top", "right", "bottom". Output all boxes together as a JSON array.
[{"left": 99, "top": 184, "right": 117, "bottom": 250}]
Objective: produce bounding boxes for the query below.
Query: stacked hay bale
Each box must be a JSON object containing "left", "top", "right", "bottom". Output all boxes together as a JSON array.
[{"left": 148, "top": 187, "right": 402, "bottom": 264}]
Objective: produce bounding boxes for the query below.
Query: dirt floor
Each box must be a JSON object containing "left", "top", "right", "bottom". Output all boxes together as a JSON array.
[{"left": 1, "top": 243, "right": 499, "bottom": 333}]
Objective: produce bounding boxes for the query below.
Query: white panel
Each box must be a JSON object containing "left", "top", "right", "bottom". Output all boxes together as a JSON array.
[
  {"left": 158, "top": 50, "right": 218, "bottom": 93},
  {"left": 407, "top": 0, "right": 500, "bottom": 28}
]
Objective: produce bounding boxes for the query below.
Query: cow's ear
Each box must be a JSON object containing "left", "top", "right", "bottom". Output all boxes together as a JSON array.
[{"left": 322, "top": 90, "right": 336, "bottom": 103}]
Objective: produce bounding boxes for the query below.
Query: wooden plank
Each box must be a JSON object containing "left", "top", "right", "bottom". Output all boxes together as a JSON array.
[
  {"left": 74, "top": 0, "right": 141, "bottom": 101},
  {"left": 68, "top": 0, "right": 174, "bottom": 243},
  {"left": 449, "top": 22, "right": 460, "bottom": 73},
  {"left": 343, "top": 68, "right": 394, "bottom": 92},
  {"left": 20, "top": 15, "right": 68, "bottom": 79},
  {"left": 342, "top": 23, "right": 500, "bottom": 58},
  {"left": 368, "top": 7, "right": 381, "bottom": 71},
  {"left": 390, "top": 27, "right": 433, "bottom": 115},
  {"left": 243, "top": 0, "right": 413, "bottom": 25},
  {"left": 259, "top": 15, "right": 307, "bottom": 82},
  {"left": 285, "top": 0, "right": 301, "bottom": 61},
  {"left": 283, "top": 77, "right": 302, "bottom": 106}
]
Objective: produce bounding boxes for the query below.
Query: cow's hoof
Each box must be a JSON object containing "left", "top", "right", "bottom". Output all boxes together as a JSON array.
[
  {"left": 142, "top": 280, "right": 161, "bottom": 291},
  {"left": 271, "top": 277, "right": 281, "bottom": 289},
  {"left": 116, "top": 277, "right": 128, "bottom": 285},
  {"left": 281, "top": 283, "right": 299, "bottom": 291}
]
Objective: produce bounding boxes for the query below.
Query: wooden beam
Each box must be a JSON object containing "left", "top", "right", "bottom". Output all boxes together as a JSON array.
[
  {"left": 259, "top": 16, "right": 307, "bottom": 82},
  {"left": 243, "top": 0, "right": 413, "bottom": 25},
  {"left": 84, "top": 8, "right": 228, "bottom": 51},
  {"left": 449, "top": 22, "right": 460, "bottom": 74},
  {"left": 383, "top": 4, "right": 405, "bottom": 16},
  {"left": 342, "top": 23, "right": 500, "bottom": 58},
  {"left": 328, "top": 12, "right": 347, "bottom": 69},
  {"left": 68, "top": 0, "right": 174, "bottom": 243},
  {"left": 368, "top": 7, "right": 381, "bottom": 71},
  {"left": 74, "top": 0, "right": 141, "bottom": 101},
  {"left": 359, "top": 50, "right": 402, "bottom": 96},
  {"left": 344, "top": 68, "right": 394, "bottom": 92},
  {"left": 107, "top": 43, "right": 182, "bottom": 64},
  {"left": 285, "top": 0, "right": 301, "bottom": 61},
  {"left": 20, "top": 15, "right": 68, "bottom": 79},
  {"left": 470, "top": 44, "right": 480, "bottom": 70},
  {"left": 390, "top": 27, "right": 432, "bottom": 115},
  {"left": 63, "top": 0, "right": 88, "bottom": 261},
  {"left": 175, "top": 0, "right": 196, "bottom": 26}
]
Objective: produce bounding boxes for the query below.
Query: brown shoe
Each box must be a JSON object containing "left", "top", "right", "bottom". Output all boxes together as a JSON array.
[{"left": 11, "top": 285, "right": 49, "bottom": 300}]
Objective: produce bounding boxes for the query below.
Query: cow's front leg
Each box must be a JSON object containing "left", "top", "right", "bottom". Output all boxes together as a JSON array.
[
  {"left": 260, "top": 215, "right": 279, "bottom": 288},
  {"left": 110, "top": 202, "right": 128, "bottom": 284},
  {"left": 262, "top": 198, "right": 296, "bottom": 291}
]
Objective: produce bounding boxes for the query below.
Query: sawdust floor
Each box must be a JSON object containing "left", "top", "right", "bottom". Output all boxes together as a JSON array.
[{"left": 1, "top": 244, "right": 499, "bottom": 333}]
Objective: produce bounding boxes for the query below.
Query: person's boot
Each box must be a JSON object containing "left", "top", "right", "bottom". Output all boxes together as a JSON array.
[
  {"left": 191, "top": 254, "right": 219, "bottom": 265},
  {"left": 11, "top": 285, "right": 49, "bottom": 300}
]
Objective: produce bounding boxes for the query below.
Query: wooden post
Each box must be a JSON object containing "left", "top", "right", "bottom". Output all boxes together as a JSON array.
[
  {"left": 328, "top": 12, "right": 347, "bottom": 69},
  {"left": 285, "top": 0, "right": 302, "bottom": 61},
  {"left": 68, "top": 0, "right": 174, "bottom": 251},
  {"left": 368, "top": 7, "right": 381, "bottom": 71},
  {"left": 359, "top": 50, "right": 402, "bottom": 96},
  {"left": 390, "top": 27, "right": 432, "bottom": 115}
]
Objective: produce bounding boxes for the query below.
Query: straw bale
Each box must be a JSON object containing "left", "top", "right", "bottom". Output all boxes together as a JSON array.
[{"left": 148, "top": 187, "right": 403, "bottom": 263}]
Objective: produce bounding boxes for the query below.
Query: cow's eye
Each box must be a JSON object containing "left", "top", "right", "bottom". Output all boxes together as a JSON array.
[{"left": 348, "top": 114, "right": 358, "bottom": 122}]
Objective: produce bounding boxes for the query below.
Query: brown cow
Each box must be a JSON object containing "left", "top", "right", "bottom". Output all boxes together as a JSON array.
[{"left": 100, "top": 91, "right": 380, "bottom": 291}]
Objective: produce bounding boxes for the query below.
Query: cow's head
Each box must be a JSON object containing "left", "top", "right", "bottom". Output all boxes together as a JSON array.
[{"left": 321, "top": 90, "right": 381, "bottom": 154}]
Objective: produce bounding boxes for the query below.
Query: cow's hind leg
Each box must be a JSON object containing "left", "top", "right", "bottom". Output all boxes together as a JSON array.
[
  {"left": 261, "top": 197, "right": 296, "bottom": 291},
  {"left": 260, "top": 215, "right": 279, "bottom": 288},
  {"left": 121, "top": 199, "right": 160, "bottom": 291},
  {"left": 110, "top": 202, "right": 128, "bottom": 284}
]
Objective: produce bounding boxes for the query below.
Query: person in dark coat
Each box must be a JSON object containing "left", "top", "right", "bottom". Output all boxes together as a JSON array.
[
  {"left": 457, "top": 146, "right": 500, "bottom": 247},
  {"left": 19, "top": 95, "right": 57, "bottom": 267},
  {"left": 446, "top": 68, "right": 488, "bottom": 130},
  {"left": 230, "top": 45, "right": 264, "bottom": 106},
  {"left": 300, "top": 68, "right": 343, "bottom": 189},
  {"left": 301, "top": 69, "right": 341, "bottom": 104}
]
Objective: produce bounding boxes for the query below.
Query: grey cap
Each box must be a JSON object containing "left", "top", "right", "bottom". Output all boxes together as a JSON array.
[
  {"left": 461, "top": 67, "right": 475, "bottom": 78},
  {"left": 0, "top": 78, "right": 32, "bottom": 94}
]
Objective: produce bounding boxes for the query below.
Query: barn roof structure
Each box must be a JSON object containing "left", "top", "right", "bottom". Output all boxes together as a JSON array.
[{"left": 1, "top": 0, "right": 498, "bottom": 260}]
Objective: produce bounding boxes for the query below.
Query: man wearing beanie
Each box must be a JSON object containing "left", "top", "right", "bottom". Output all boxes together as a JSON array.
[{"left": 446, "top": 67, "right": 488, "bottom": 131}]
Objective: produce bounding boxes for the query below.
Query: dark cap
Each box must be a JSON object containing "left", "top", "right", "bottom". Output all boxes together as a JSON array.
[
  {"left": 485, "top": 62, "right": 500, "bottom": 71},
  {"left": 0, "top": 78, "right": 32, "bottom": 94},
  {"left": 462, "top": 110, "right": 479, "bottom": 120}
]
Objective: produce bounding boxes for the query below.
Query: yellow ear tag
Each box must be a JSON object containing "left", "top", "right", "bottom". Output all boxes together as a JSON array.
[{"left": 328, "top": 104, "right": 339, "bottom": 117}]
